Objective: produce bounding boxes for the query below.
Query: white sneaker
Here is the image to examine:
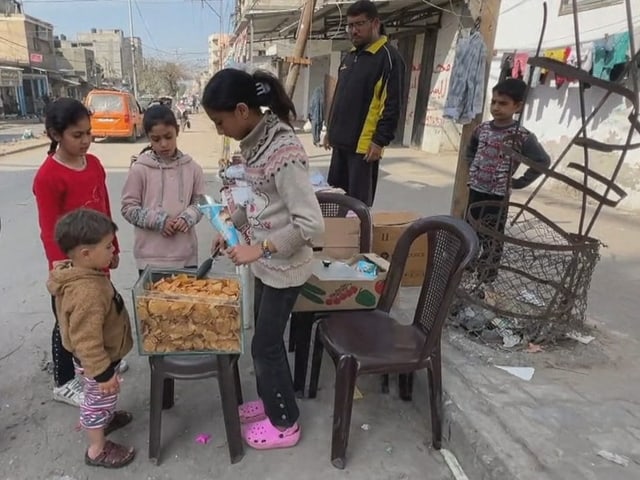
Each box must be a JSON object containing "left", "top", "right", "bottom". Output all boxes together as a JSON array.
[
  {"left": 52, "top": 377, "right": 84, "bottom": 407},
  {"left": 117, "top": 360, "right": 129, "bottom": 374}
]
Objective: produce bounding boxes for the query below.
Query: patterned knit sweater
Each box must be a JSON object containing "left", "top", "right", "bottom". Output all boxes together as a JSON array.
[{"left": 232, "top": 112, "right": 324, "bottom": 289}]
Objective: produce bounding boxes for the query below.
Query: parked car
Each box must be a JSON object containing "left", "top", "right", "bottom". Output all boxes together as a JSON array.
[{"left": 85, "top": 89, "right": 144, "bottom": 142}]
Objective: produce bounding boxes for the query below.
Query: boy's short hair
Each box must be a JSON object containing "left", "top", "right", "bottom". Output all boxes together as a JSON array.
[
  {"left": 347, "top": 0, "right": 379, "bottom": 18},
  {"left": 55, "top": 209, "right": 118, "bottom": 255},
  {"left": 492, "top": 78, "right": 528, "bottom": 103}
]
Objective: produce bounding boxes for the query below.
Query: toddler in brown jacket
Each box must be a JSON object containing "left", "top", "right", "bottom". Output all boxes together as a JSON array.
[{"left": 47, "top": 209, "right": 135, "bottom": 469}]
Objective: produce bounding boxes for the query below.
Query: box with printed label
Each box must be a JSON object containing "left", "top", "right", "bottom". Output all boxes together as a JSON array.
[
  {"left": 372, "top": 212, "right": 428, "bottom": 287},
  {"left": 293, "top": 254, "right": 389, "bottom": 312}
]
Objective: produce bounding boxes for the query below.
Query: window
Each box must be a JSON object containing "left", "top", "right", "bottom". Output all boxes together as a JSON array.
[
  {"left": 559, "top": 0, "right": 623, "bottom": 16},
  {"left": 87, "top": 94, "right": 124, "bottom": 113}
]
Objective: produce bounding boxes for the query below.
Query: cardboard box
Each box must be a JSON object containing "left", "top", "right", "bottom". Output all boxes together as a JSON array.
[
  {"left": 372, "top": 212, "right": 428, "bottom": 287},
  {"left": 315, "top": 216, "right": 362, "bottom": 260},
  {"left": 293, "top": 254, "right": 389, "bottom": 312}
]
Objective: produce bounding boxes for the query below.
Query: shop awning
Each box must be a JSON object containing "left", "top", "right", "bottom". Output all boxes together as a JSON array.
[
  {"left": 235, "top": 7, "right": 303, "bottom": 42},
  {"left": 235, "top": 0, "right": 448, "bottom": 43},
  {"left": 309, "top": 0, "right": 445, "bottom": 40}
]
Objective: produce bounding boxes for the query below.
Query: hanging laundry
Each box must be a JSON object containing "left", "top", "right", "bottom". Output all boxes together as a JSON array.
[
  {"left": 530, "top": 66, "right": 542, "bottom": 88},
  {"left": 511, "top": 52, "right": 529, "bottom": 80},
  {"left": 565, "top": 42, "right": 594, "bottom": 86},
  {"left": 567, "top": 42, "right": 594, "bottom": 73},
  {"left": 593, "top": 32, "right": 630, "bottom": 81},
  {"left": 542, "top": 48, "right": 571, "bottom": 88},
  {"left": 499, "top": 51, "right": 515, "bottom": 82},
  {"left": 443, "top": 30, "right": 487, "bottom": 125}
]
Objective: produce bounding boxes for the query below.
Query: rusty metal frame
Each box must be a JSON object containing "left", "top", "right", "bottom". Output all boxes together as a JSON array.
[{"left": 511, "top": 0, "right": 639, "bottom": 237}]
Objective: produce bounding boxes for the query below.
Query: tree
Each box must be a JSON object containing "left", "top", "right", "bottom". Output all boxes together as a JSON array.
[{"left": 138, "top": 59, "right": 188, "bottom": 97}]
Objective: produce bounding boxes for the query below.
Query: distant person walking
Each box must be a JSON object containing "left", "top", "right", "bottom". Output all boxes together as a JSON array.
[
  {"left": 324, "top": 0, "right": 405, "bottom": 206},
  {"left": 308, "top": 85, "right": 324, "bottom": 146}
]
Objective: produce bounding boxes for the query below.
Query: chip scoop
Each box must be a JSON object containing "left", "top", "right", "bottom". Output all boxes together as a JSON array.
[{"left": 195, "top": 246, "right": 221, "bottom": 279}]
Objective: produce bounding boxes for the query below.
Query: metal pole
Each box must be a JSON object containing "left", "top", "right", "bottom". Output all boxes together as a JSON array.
[
  {"left": 249, "top": 16, "right": 254, "bottom": 65},
  {"left": 127, "top": 0, "right": 138, "bottom": 98}
]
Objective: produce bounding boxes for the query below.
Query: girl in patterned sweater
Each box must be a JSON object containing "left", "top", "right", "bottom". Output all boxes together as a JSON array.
[{"left": 203, "top": 68, "right": 324, "bottom": 450}]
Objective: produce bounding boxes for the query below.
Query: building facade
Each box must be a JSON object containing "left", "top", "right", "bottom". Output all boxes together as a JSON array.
[
  {"left": 208, "top": 33, "right": 231, "bottom": 75},
  {"left": 121, "top": 36, "right": 143, "bottom": 90},
  {"left": 54, "top": 35, "right": 101, "bottom": 99},
  {"left": 77, "top": 28, "right": 125, "bottom": 85},
  {"left": 0, "top": 3, "right": 56, "bottom": 116}
]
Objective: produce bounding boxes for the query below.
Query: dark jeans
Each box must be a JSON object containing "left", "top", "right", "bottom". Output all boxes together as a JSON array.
[
  {"left": 51, "top": 296, "right": 75, "bottom": 387},
  {"left": 466, "top": 189, "right": 508, "bottom": 283},
  {"left": 327, "top": 147, "right": 379, "bottom": 207},
  {"left": 253, "top": 278, "right": 301, "bottom": 428}
]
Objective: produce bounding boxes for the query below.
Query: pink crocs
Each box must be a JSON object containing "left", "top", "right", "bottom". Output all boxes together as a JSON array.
[
  {"left": 242, "top": 418, "right": 301, "bottom": 450},
  {"left": 238, "top": 399, "right": 267, "bottom": 424}
]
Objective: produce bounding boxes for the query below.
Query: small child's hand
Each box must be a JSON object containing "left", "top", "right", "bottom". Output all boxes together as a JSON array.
[
  {"left": 172, "top": 217, "right": 189, "bottom": 233},
  {"left": 162, "top": 217, "right": 177, "bottom": 237},
  {"left": 98, "top": 374, "right": 120, "bottom": 395}
]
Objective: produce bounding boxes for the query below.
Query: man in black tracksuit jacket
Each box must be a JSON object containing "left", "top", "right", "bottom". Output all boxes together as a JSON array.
[{"left": 325, "top": 0, "right": 405, "bottom": 206}]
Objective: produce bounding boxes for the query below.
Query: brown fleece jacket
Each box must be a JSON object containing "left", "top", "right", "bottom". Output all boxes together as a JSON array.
[{"left": 47, "top": 261, "right": 133, "bottom": 381}]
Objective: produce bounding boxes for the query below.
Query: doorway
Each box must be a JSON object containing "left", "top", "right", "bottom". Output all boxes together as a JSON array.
[
  {"left": 393, "top": 35, "right": 416, "bottom": 146},
  {"left": 411, "top": 28, "right": 438, "bottom": 148}
]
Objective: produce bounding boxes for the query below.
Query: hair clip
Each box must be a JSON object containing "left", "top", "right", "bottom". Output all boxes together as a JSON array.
[{"left": 256, "top": 82, "right": 271, "bottom": 96}]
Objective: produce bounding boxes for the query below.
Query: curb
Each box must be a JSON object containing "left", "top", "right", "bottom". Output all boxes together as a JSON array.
[
  {"left": 411, "top": 341, "right": 543, "bottom": 480},
  {"left": 0, "top": 138, "right": 49, "bottom": 157}
]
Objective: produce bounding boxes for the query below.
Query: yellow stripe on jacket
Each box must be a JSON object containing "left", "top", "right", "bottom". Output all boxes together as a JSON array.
[{"left": 356, "top": 77, "right": 387, "bottom": 154}]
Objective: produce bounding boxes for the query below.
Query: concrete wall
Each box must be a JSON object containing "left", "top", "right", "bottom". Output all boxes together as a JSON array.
[
  {"left": 78, "top": 30, "right": 124, "bottom": 80},
  {"left": 420, "top": 12, "right": 461, "bottom": 153},
  {"left": 0, "top": 17, "right": 28, "bottom": 65},
  {"left": 491, "top": 0, "right": 640, "bottom": 209}
]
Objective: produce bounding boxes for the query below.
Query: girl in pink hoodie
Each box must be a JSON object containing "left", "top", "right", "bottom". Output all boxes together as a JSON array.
[{"left": 121, "top": 105, "right": 205, "bottom": 273}]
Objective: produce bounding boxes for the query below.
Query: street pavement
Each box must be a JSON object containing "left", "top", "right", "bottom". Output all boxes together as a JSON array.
[{"left": 0, "top": 114, "right": 454, "bottom": 480}]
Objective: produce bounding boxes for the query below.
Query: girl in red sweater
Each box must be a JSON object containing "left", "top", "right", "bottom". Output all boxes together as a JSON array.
[{"left": 33, "top": 98, "right": 125, "bottom": 407}]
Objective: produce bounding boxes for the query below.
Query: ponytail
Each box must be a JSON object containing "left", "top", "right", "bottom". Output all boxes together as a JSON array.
[
  {"left": 252, "top": 70, "right": 296, "bottom": 126},
  {"left": 48, "top": 139, "right": 58, "bottom": 155},
  {"left": 202, "top": 68, "right": 297, "bottom": 127}
]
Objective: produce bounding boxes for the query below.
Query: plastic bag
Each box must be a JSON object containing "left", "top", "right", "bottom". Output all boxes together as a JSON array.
[
  {"left": 354, "top": 259, "right": 378, "bottom": 278},
  {"left": 199, "top": 204, "right": 240, "bottom": 247},
  {"left": 224, "top": 164, "right": 246, "bottom": 180}
]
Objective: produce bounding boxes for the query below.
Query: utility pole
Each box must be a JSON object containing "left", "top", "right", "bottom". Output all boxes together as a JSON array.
[
  {"left": 127, "top": 0, "right": 138, "bottom": 98},
  {"left": 450, "top": 0, "right": 502, "bottom": 218},
  {"left": 284, "top": 0, "right": 316, "bottom": 99}
]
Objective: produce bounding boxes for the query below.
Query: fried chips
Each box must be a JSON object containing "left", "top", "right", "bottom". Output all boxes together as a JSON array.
[{"left": 135, "top": 274, "right": 242, "bottom": 354}]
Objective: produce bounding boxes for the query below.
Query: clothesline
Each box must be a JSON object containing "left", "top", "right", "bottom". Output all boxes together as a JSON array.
[
  {"left": 493, "top": 27, "right": 635, "bottom": 57},
  {"left": 500, "top": 30, "right": 633, "bottom": 87}
]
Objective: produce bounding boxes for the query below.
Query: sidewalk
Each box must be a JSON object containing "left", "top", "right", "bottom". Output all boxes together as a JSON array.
[
  {"left": 298, "top": 133, "right": 640, "bottom": 479},
  {"left": 0, "top": 120, "right": 48, "bottom": 156}
]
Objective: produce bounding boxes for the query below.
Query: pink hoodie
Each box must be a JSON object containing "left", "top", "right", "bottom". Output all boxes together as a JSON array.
[{"left": 121, "top": 149, "right": 205, "bottom": 270}]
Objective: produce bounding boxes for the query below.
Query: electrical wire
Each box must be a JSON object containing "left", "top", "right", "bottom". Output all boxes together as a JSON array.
[
  {"left": 420, "top": 0, "right": 473, "bottom": 18},
  {"left": 133, "top": 0, "right": 161, "bottom": 52}
]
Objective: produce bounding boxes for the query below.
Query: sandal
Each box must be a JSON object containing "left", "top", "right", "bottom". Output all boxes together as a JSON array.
[
  {"left": 238, "top": 400, "right": 266, "bottom": 424},
  {"left": 242, "top": 418, "right": 301, "bottom": 450},
  {"left": 84, "top": 440, "right": 136, "bottom": 469},
  {"left": 104, "top": 411, "right": 133, "bottom": 436}
]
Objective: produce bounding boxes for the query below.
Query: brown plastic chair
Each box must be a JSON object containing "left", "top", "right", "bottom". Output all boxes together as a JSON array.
[
  {"left": 308, "top": 216, "right": 479, "bottom": 469},
  {"left": 289, "top": 192, "right": 372, "bottom": 396},
  {"left": 148, "top": 354, "right": 244, "bottom": 465}
]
